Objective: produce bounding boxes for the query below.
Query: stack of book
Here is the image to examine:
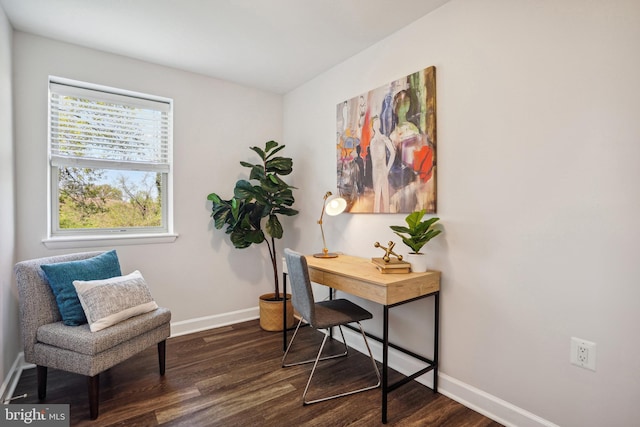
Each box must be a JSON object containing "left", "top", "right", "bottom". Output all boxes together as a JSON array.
[{"left": 371, "top": 257, "right": 411, "bottom": 274}]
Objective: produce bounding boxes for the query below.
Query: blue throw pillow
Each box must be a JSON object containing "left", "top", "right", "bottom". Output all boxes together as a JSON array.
[{"left": 41, "top": 250, "right": 122, "bottom": 326}]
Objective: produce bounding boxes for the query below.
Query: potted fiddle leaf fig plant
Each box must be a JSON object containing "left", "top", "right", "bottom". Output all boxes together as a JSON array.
[
  {"left": 390, "top": 209, "right": 441, "bottom": 272},
  {"left": 207, "top": 140, "right": 299, "bottom": 331}
]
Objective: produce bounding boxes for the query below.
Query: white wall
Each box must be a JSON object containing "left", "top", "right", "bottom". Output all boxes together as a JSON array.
[
  {"left": 0, "top": 3, "right": 17, "bottom": 396},
  {"left": 283, "top": 0, "right": 640, "bottom": 426},
  {"left": 12, "top": 32, "right": 284, "bottom": 333}
]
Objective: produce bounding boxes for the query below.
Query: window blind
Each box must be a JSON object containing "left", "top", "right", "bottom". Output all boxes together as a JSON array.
[{"left": 49, "top": 81, "right": 171, "bottom": 173}]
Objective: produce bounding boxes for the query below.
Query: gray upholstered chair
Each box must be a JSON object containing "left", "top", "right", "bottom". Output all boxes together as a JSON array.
[
  {"left": 282, "top": 248, "right": 380, "bottom": 404},
  {"left": 14, "top": 251, "right": 171, "bottom": 420}
]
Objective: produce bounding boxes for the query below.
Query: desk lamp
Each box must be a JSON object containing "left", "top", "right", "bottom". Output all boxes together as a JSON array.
[{"left": 314, "top": 191, "right": 347, "bottom": 258}]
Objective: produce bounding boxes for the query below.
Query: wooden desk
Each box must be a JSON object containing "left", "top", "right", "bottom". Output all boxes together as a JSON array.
[{"left": 283, "top": 254, "right": 441, "bottom": 424}]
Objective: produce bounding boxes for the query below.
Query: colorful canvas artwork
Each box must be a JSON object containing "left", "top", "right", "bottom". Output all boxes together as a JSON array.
[{"left": 336, "top": 66, "right": 436, "bottom": 213}]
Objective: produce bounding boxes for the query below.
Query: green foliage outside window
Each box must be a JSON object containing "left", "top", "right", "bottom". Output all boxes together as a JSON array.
[{"left": 58, "top": 167, "right": 162, "bottom": 229}]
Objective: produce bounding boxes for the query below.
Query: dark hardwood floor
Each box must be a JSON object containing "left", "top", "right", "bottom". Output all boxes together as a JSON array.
[{"left": 12, "top": 320, "right": 502, "bottom": 426}]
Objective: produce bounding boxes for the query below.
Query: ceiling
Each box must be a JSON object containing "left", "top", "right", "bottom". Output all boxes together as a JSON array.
[{"left": 0, "top": 0, "right": 449, "bottom": 93}]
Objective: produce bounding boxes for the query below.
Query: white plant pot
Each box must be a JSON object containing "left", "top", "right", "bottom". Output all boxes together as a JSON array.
[{"left": 406, "top": 252, "right": 429, "bottom": 273}]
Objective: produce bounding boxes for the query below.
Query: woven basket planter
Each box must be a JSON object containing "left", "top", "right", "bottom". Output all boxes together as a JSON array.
[{"left": 259, "top": 293, "right": 294, "bottom": 332}]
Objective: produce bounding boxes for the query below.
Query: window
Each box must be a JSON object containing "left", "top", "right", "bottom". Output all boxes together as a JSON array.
[{"left": 47, "top": 77, "right": 174, "bottom": 243}]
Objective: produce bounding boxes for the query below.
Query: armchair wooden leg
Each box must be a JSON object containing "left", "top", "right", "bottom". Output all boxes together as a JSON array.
[
  {"left": 158, "top": 340, "right": 166, "bottom": 375},
  {"left": 88, "top": 374, "right": 99, "bottom": 420},
  {"left": 36, "top": 366, "right": 47, "bottom": 400}
]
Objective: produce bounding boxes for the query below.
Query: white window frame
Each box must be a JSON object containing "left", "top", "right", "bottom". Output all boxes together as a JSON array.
[{"left": 44, "top": 76, "right": 177, "bottom": 248}]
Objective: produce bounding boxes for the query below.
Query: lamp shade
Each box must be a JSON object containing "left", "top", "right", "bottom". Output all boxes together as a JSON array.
[{"left": 325, "top": 195, "right": 347, "bottom": 216}]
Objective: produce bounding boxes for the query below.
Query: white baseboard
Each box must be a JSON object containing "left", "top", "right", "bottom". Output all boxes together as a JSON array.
[
  {"left": 169, "top": 307, "right": 259, "bottom": 337},
  {"left": 437, "top": 374, "right": 560, "bottom": 427},
  {"left": 1, "top": 352, "right": 28, "bottom": 404},
  {"left": 339, "top": 327, "right": 559, "bottom": 427}
]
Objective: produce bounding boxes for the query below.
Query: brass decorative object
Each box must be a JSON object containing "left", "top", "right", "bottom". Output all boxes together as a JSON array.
[{"left": 373, "top": 241, "right": 404, "bottom": 263}]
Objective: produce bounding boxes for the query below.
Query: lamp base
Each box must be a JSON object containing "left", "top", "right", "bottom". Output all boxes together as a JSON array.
[{"left": 313, "top": 252, "right": 339, "bottom": 258}]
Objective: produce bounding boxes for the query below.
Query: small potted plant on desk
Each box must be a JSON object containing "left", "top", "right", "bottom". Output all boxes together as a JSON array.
[{"left": 390, "top": 209, "right": 442, "bottom": 273}]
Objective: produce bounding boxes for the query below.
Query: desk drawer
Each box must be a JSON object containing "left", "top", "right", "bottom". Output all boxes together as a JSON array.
[{"left": 309, "top": 269, "right": 387, "bottom": 304}]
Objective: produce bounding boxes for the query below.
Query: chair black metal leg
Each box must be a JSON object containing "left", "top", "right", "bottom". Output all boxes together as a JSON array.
[
  {"left": 36, "top": 365, "right": 47, "bottom": 400},
  {"left": 88, "top": 374, "right": 99, "bottom": 420},
  {"left": 158, "top": 340, "right": 166, "bottom": 375}
]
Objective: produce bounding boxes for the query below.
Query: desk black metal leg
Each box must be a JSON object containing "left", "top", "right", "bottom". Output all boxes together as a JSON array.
[
  {"left": 434, "top": 291, "right": 439, "bottom": 392},
  {"left": 382, "top": 305, "right": 389, "bottom": 424},
  {"left": 329, "top": 288, "right": 334, "bottom": 340},
  {"left": 282, "top": 272, "right": 288, "bottom": 352}
]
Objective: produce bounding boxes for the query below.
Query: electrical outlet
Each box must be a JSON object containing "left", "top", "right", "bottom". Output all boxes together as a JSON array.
[{"left": 571, "top": 337, "right": 596, "bottom": 371}]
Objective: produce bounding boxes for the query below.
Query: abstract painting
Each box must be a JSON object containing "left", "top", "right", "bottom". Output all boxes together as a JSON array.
[{"left": 336, "top": 66, "right": 436, "bottom": 213}]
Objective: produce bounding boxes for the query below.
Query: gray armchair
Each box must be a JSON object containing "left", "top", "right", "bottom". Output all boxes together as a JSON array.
[{"left": 14, "top": 251, "right": 171, "bottom": 420}]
